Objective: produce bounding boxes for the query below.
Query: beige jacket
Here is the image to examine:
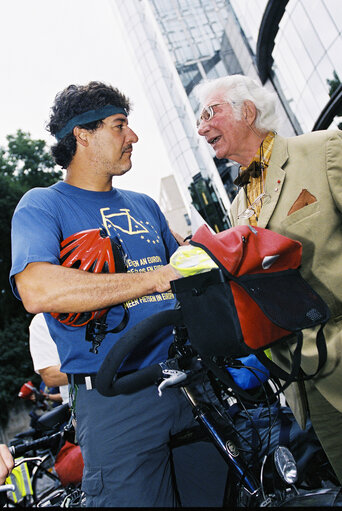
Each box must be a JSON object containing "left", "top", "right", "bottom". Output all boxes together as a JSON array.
[{"left": 229, "top": 130, "right": 342, "bottom": 427}]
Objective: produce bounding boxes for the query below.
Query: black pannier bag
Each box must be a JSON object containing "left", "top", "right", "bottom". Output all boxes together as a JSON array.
[{"left": 171, "top": 224, "right": 330, "bottom": 392}]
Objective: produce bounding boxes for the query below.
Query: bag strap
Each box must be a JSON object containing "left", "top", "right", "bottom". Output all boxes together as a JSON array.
[
  {"left": 257, "top": 323, "right": 328, "bottom": 391},
  {"left": 256, "top": 332, "right": 303, "bottom": 394},
  {"left": 277, "top": 407, "right": 293, "bottom": 447},
  {"left": 85, "top": 306, "right": 130, "bottom": 354},
  {"left": 310, "top": 323, "right": 328, "bottom": 375}
]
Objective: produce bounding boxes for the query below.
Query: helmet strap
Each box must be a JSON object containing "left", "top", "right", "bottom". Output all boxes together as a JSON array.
[{"left": 85, "top": 306, "right": 130, "bottom": 354}]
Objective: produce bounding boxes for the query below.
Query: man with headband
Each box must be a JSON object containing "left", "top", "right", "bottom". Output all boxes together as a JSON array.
[{"left": 9, "top": 82, "right": 227, "bottom": 507}]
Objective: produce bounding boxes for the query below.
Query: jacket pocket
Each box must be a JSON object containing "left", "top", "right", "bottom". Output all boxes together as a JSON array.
[
  {"left": 81, "top": 467, "right": 103, "bottom": 496},
  {"left": 281, "top": 200, "right": 320, "bottom": 230}
]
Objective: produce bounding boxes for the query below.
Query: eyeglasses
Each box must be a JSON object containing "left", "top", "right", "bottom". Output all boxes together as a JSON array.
[
  {"left": 237, "top": 192, "right": 270, "bottom": 219},
  {"left": 197, "top": 102, "right": 230, "bottom": 126}
]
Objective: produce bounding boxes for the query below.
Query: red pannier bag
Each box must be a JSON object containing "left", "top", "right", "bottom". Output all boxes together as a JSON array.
[
  {"left": 54, "top": 441, "right": 84, "bottom": 487},
  {"left": 171, "top": 224, "right": 330, "bottom": 392}
]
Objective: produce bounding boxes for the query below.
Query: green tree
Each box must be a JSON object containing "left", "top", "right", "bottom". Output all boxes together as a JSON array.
[
  {"left": 327, "top": 70, "right": 342, "bottom": 130},
  {"left": 0, "top": 130, "right": 62, "bottom": 426}
]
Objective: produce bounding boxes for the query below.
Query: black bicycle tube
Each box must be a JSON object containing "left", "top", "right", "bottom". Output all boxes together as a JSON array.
[
  {"left": 9, "top": 431, "right": 63, "bottom": 457},
  {"left": 95, "top": 308, "right": 184, "bottom": 397}
]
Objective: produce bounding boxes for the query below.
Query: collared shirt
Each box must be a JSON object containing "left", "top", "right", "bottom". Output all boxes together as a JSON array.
[{"left": 240, "top": 131, "right": 275, "bottom": 226}]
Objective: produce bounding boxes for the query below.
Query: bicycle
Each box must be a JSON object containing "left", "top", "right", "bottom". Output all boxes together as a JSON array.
[
  {"left": 4, "top": 405, "right": 84, "bottom": 507},
  {"left": 96, "top": 308, "right": 342, "bottom": 507}
]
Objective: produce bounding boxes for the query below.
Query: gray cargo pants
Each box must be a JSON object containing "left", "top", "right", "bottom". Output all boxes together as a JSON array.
[{"left": 74, "top": 382, "right": 228, "bottom": 507}]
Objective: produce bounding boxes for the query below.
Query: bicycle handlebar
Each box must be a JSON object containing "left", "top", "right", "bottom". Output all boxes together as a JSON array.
[
  {"left": 96, "top": 309, "right": 184, "bottom": 397},
  {"left": 9, "top": 431, "right": 63, "bottom": 458}
]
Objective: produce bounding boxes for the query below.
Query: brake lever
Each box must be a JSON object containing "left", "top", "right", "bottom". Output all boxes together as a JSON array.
[
  {"left": 157, "top": 368, "right": 187, "bottom": 396},
  {"left": 14, "top": 457, "right": 44, "bottom": 467}
]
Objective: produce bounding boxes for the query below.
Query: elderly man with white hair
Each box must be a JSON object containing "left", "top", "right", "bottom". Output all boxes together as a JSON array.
[{"left": 195, "top": 74, "right": 342, "bottom": 484}]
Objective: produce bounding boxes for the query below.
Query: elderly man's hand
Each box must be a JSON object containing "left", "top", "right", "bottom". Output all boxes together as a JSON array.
[{"left": 170, "top": 229, "right": 191, "bottom": 246}]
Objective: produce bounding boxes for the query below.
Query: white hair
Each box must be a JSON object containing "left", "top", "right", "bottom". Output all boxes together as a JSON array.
[{"left": 194, "top": 74, "right": 280, "bottom": 132}]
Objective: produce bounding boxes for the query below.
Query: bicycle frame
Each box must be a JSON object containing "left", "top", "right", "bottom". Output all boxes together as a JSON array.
[{"left": 181, "top": 385, "right": 259, "bottom": 499}]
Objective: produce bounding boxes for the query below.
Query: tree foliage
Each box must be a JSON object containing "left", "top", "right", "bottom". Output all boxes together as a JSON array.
[
  {"left": 327, "top": 70, "right": 342, "bottom": 130},
  {"left": 0, "top": 130, "right": 62, "bottom": 426}
]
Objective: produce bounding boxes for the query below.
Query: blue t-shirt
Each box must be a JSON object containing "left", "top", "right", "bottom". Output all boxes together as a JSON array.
[{"left": 10, "top": 181, "right": 179, "bottom": 374}]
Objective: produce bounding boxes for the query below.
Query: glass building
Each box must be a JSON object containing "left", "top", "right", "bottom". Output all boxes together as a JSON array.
[
  {"left": 230, "top": 0, "right": 342, "bottom": 132},
  {"left": 113, "top": 0, "right": 232, "bottom": 232},
  {"left": 114, "top": 0, "right": 342, "bottom": 231}
]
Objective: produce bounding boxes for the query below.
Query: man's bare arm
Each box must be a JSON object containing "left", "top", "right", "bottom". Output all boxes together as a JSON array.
[
  {"left": 15, "top": 261, "right": 179, "bottom": 314},
  {"left": 44, "top": 393, "right": 63, "bottom": 403},
  {"left": 39, "top": 365, "right": 69, "bottom": 387},
  {"left": 170, "top": 229, "right": 190, "bottom": 246}
]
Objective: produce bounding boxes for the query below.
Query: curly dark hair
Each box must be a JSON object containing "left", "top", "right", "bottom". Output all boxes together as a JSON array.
[{"left": 46, "top": 81, "right": 131, "bottom": 169}]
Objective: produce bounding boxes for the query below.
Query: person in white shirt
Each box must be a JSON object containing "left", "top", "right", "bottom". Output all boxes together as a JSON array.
[{"left": 29, "top": 314, "right": 69, "bottom": 404}]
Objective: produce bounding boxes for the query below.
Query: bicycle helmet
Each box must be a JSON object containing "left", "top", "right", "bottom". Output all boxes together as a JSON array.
[
  {"left": 18, "top": 381, "right": 35, "bottom": 399},
  {"left": 51, "top": 228, "right": 126, "bottom": 327}
]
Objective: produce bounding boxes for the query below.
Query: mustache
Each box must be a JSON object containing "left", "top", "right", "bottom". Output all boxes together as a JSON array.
[{"left": 123, "top": 145, "right": 133, "bottom": 153}]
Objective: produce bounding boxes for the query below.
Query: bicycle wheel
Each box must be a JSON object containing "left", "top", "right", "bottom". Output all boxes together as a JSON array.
[{"left": 31, "top": 454, "right": 62, "bottom": 503}]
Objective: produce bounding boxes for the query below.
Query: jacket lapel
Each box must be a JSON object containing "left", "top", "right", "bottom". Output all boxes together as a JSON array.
[
  {"left": 257, "top": 135, "right": 289, "bottom": 228},
  {"left": 230, "top": 191, "right": 249, "bottom": 226}
]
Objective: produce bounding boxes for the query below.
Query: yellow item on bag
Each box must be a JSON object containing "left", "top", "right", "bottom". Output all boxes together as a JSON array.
[{"left": 170, "top": 245, "right": 218, "bottom": 277}]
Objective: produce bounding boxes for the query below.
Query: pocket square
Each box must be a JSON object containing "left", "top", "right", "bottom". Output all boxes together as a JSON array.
[{"left": 287, "top": 189, "right": 317, "bottom": 216}]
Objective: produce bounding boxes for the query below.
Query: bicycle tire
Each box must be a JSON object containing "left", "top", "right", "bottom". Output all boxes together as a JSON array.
[{"left": 31, "top": 454, "right": 62, "bottom": 503}]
